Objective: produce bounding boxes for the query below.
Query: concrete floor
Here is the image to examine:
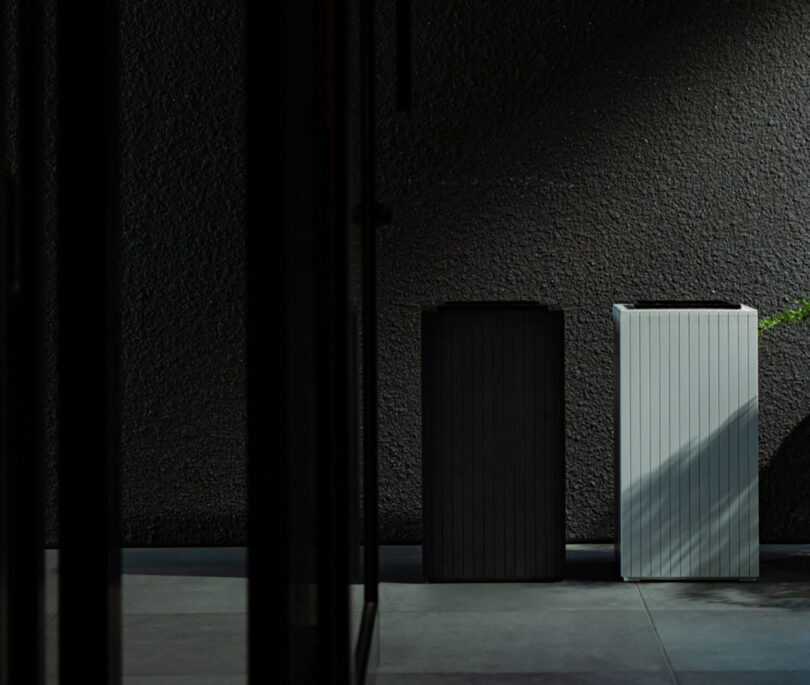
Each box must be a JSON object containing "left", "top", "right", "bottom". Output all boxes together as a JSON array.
[
  {"left": 43, "top": 544, "right": 810, "bottom": 684},
  {"left": 373, "top": 545, "right": 810, "bottom": 685}
]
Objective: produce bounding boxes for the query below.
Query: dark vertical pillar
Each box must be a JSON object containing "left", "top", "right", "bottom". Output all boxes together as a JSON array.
[
  {"left": 56, "top": 2, "right": 122, "bottom": 684},
  {"left": 245, "top": 0, "right": 289, "bottom": 681},
  {"left": 0, "top": 2, "right": 10, "bottom": 683},
  {"left": 0, "top": 51, "right": 6, "bottom": 685},
  {"left": 360, "top": 0, "right": 379, "bottom": 608},
  {"left": 354, "top": 0, "right": 380, "bottom": 680},
  {"left": 5, "top": 1, "right": 47, "bottom": 682},
  {"left": 318, "top": 0, "right": 349, "bottom": 679},
  {"left": 248, "top": 0, "right": 350, "bottom": 682}
]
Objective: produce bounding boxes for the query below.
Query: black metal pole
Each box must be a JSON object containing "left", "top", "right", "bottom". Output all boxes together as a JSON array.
[
  {"left": 319, "top": 0, "right": 350, "bottom": 680},
  {"left": 0, "top": 1, "right": 10, "bottom": 682},
  {"left": 354, "top": 0, "right": 380, "bottom": 681},
  {"left": 246, "top": 0, "right": 289, "bottom": 682},
  {"left": 56, "top": 2, "right": 122, "bottom": 683},
  {"left": 7, "top": 1, "right": 46, "bottom": 682},
  {"left": 360, "top": 0, "right": 379, "bottom": 607}
]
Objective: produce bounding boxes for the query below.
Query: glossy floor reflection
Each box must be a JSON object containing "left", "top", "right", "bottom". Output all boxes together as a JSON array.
[{"left": 42, "top": 545, "right": 810, "bottom": 684}]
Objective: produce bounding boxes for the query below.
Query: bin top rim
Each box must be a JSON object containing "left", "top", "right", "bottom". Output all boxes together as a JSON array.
[
  {"left": 613, "top": 303, "right": 756, "bottom": 314},
  {"left": 631, "top": 300, "right": 741, "bottom": 309}
]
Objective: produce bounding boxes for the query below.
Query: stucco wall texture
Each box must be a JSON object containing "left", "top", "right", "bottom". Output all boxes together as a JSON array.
[
  {"left": 118, "top": 1, "right": 247, "bottom": 544},
  {"left": 374, "top": 0, "right": 810, "bottom": 542},
  {"left": 4, "top": 0, "right": 247, "bottom": 545},
  {"left": 9, "top": 1, "right": 810, "bottom": 545}
]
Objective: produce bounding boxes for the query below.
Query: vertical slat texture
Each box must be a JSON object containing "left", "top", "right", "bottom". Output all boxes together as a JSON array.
[
  {"left": 423, "top": 305, "right": 564, "bottom": 580},
  {"left": 668, "top": 312, "right": 681, "bottom": 576},
  {"left": 537, "top": 313, "right": 549, "bottom": 578},
  {"left": 677, "top": 312, "right": 689, "bottom": 576},
  {"left": 697, "top": 311, "right": 710, "bottom": 577},
  {"left": 738, "top": 311, "right": 750, "bottom": 577},
  {"left": 502, "top": 312, "right": 516, "bottom": 578},
  {"left": 553, "top": 314, "right": 565, "bottom": 573},
  {"left": 662, "top": 312, "right": 681, "bottom": 577},
  {"left": 521, "top": 317, "right": 532, "bottom": 578},
  {"left": 471, "top": 313, "right": 483, "bottom": 577},
  {"left": 432, "top": 315, "right": 442, "bottom": 578},
  {"left": 421, "top": 313, "right": 435, "bottom": 577},
  {"left": 728, "top": 313, "right": 741, "bottom": 577},
  {"left": 493, "top": 313, "right": 505, "bottom": 578},
  {"left": 639, "top": 312, "right": 651, "bottom": 577},
  {"left": 708, "top": 312, "right": 720, "bottom": 576},
  {"left": 451, "top": 314, "right": 463, "bottom": 574},
  {"left": 461, "top": 314, "right": 473, "bottom": 577},
  {"left": 482, "top": 313, "right": 494, "bottom": 578},
  {"left": 687, "top": 311, "right": 699, "bottom": 576},
  {"left": 440, "top": 314, "right": 453, "bottom": 577},
  {"left": 660, "top": 313, "right": 671, "bottom": 577},
  {"left": 514, "top": 314, "right": 525, "bottom": 577},
  {"left": 718, "top": 313, "right": 730, "bottom": 577},
  {"left": 618, "top": 312, "right": 631, "bottom": 579},
  {"left": 630, "top": 313, "right": 641, "bottom": 578},
  {"left": 746, "top": 310, "right": 760, "bottom": 576},
  {"left": 649, "top": 313, "right": 660, "bottom": 576},
  {"left": 617, "top": 305, "right": 758, "bottom": 579},
  {"left": 541, "top": 316, "right": 551, "bottom": 577}
]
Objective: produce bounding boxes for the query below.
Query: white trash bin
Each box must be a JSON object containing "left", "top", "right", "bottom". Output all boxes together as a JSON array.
[{"left": 613, "top": 301, "right": 759, "bottom": 580}]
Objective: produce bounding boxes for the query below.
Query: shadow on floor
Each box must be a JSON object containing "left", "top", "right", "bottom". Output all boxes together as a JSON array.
[
  {"left": 379, "top": 544, "right": 622, "bottom": 583},
  {"left": 675, "top": 547, "right": 810, "bottom": 611},
  {"left": 564, "top": 545, "right": 619, "bottom": 581}
]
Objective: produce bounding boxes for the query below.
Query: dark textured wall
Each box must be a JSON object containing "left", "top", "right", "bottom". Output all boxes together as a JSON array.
[
  {"left": 9, "top": 0, "right": 810, "bottom": 546},
  {"left": 374, "top": 0, "right": 810, "bottom": 542},
  {"left": 5, "top": 1, "right": 247, "bottom": 545},
  {"left": 118, "top": 1, "right": 246, "bottom": 544}
]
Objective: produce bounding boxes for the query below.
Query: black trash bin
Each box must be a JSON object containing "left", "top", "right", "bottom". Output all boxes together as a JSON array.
[{"left": 421, "top": 302, "right": 565, "bottom": 581}]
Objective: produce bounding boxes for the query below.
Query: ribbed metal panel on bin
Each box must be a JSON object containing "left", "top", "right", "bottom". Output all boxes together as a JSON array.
[
  {"left": 613, "top": 303, "right": 759, "bottom": 580},
  {"left": 422, "top": 302, "right": 565, "bottom": 581}
]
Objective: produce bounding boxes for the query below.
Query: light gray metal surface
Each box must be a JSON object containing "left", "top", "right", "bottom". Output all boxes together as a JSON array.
[{"left": 613, "top": 304, "right": 759, "bottom": 580}]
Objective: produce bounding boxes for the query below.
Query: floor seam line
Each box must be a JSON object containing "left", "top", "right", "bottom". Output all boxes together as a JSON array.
[{"left": 636, "top": 583, "right": 680, "bottom": 685}]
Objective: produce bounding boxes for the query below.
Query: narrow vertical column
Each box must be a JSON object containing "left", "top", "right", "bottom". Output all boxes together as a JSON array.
[
  {"left": 659, "top": 313, "right": 671, "bottom": 577},
  {"left": 360, "top": 0, "right": 380, "bottom": 610},
  {"left": 717, "top": 312, "right": 730, "bottom": 577},
  {"left": 56, "top": 2, "right": 122, "bottom": 683},
  {"left": 648, "top": 312, "right": 660, "bottom": 576},
  {"left": 245, "top": 0, "right": 289, "bottom": 679},
  {"left": 317, "top": 0, "right": 350, "bottom": 678},
  {"left": 745, "top": 310, "right": 759, "bottom": 577},
  {"left": 727, "top": 313, "right": 741, "bottom": 577},
  {"left": 616, "top": 310, "right": 631, "bottom": 579},
  {"left": 630, "top": 312, "right": 641, "bottom": 579},
  {"left": 248, "top": 0, "right": 351, "bottom": 681},
  {"left": 678, "top": 311, "right": 690, "bottom": 577},
  {"left": 638, "top": 313, "right": 650, "bottom": 577},
  {"left": 6, "top": 1, "right": 47, "bottom": 682},
  {"left": 0, "top": 0, "right": 7, "bottom": 671}
]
